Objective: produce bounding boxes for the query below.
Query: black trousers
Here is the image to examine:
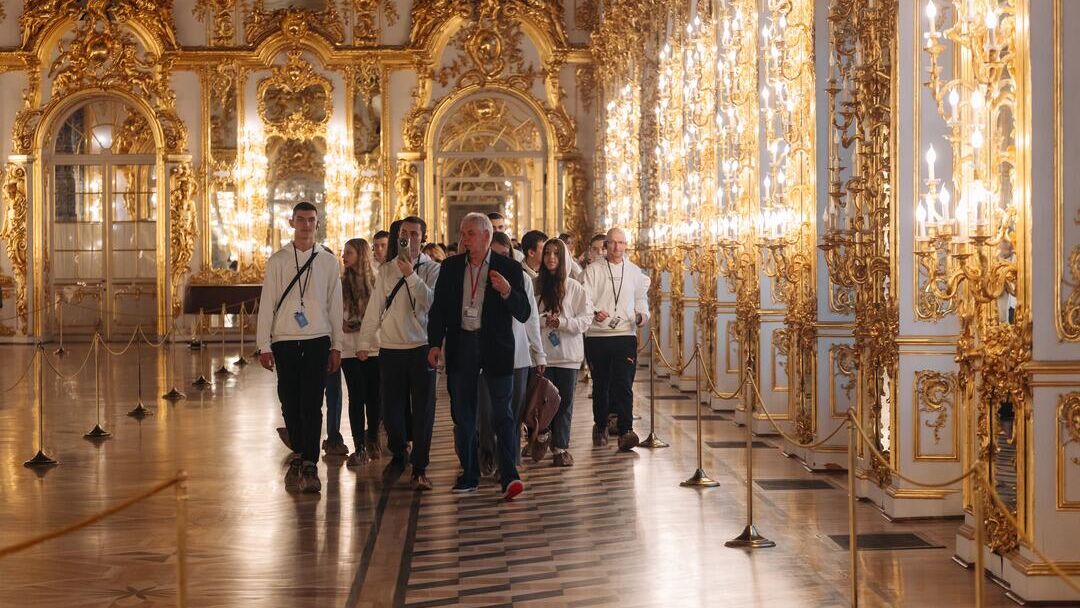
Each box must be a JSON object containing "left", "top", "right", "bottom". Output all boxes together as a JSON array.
[
  {"left": 271, "top": 336, "right": 331, "bottom": 464},
  {"left": 584, "top": 335, "right": 638, "bottom": 435},
  {"left": 341, "top": 356, "right": 380, "bottom": 446},
  {"left": 379, "top": 346, "right": 436, "bottom": 473}
]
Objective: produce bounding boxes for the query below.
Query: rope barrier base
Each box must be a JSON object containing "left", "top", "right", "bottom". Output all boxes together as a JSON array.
[
  {"left": 724, "top": 524, "right": 776, "bottom": 549},
  {"left": 233, "top": 356, "right": 249, "bottom": 367},
  {"left": 127, "top": 402, "right": 153, "bottom": 418},
  {"left": 188, "top": 340, "right": 203, "bottom": 351},
  {"left": 24, "top": 450, "right": 59, "bottom": 468},
  {"left": 680, "top": 468, "right": 720, "bottom": 488},
  {"left": 162, "top": 387, "right": 187, "bottom": 401},
  {"left": 639, "top": 432, "right": 669, "bottom": 448},
  {"left": 213, "top": 365, "right": 232, "bottom": 377},
  {"left": 84, "top": 424, "right": 111, "bottom": 439},
  {"left": 191, "top": 375, "right": 211, "bottom": 388}
]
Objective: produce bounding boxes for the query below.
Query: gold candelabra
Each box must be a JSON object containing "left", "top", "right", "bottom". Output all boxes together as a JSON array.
[{"left": 916, "top": 0, "right": 1028, "bottom": 555}]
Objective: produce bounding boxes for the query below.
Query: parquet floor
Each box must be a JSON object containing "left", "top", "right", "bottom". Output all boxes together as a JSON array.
[{"left": 0, "top": 343, "right": 1012, "bottom": 607}]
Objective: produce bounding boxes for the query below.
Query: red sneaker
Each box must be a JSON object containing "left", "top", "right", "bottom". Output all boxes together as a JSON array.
[{"left": 503, "top": 479, "right": 524, "bottom": 501}]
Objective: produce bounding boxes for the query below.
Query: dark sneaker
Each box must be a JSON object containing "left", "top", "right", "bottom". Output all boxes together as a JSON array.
[
  {"left": 346, "top": 448, "right": 369, "bottom": 468},
  {"left": 284, "top": 457, "right": 302, "bottom": 491},
  {"left": 366, "top": 438, "right": 381, "bottom": 461},
  {"left": 503, "top": 479, "right": 524, "bottom": 501},
  {"left": 299, "top": 462, "right": 321, "bottom": 493},
  {"left": 451, "top": 477, "right": 478, "bottom": 493},
  {"left": 618, "top": 431, "right": 640, "bottom": 452},
  {"left": 276, "top": 427, "right": 292, "bottom": 450},
  {"left": 553, "top": 451, "right": 575, "bottom": 467},
  {"left": 592, "top": 424, "right": 608, "bottom": 447},
  {"left": 323, "top": 439, "right": 349, "bottom": 456},
  {"left": 607, "top": 414, "right": 620, "bottom": 436},
  {"left": 383, "top": 456, "right": 406, "bottom": 478},
  {"left": 412, "top": 472, "right": 433, "bottom": 491}
]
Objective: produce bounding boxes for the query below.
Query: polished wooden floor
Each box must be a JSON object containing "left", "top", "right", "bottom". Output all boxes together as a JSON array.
[{"left": 0, "top": 343, "right": 1012, "bottom": 607}]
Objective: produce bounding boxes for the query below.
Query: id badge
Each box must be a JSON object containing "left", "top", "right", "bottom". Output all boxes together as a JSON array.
[
  {"left": 608, "top": 316, "right": 622, "bottom": 330},
  {"left": 294, "top": 311, "right": 310, "bottom": 328},
  {"left": 464, "top": 306, "right": 479, "bottom": 319},
  {"left": 548, "top": 331, "right": 561, "bottom": 347}
]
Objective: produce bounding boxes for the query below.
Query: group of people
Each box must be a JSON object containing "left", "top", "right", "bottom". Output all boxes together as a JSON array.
[{"left": 256, "top": 202, "right": 651, "bottom": 502}]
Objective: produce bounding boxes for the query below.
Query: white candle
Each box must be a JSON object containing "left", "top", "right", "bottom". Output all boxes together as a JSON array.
[
  {"left": 925, "top": 145, "right": 937, "bottom": 182},
  {"left": 926, "top": 1, "right": 938, "bottom": 35}
]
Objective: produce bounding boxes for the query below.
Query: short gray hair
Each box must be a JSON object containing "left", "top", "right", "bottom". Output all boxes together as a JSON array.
[{"left": 460, "top": 212, "right": 493, "bottom": 235}]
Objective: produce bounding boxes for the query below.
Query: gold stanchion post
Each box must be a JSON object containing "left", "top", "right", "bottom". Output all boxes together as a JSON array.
[
  {"left": 234, "top": 303, "right": 249, "bottom": 367},
  {"left": 85, "top": 337, "right": 111, "bottom": 439},
  {"left": 974, "top": 465, "right": 985, "bottom": 607},
  {"left": 54, "top": 302, "right": 67, "bottom": 357},
  {"left": 189, "top": 309, "right": 204, "bottom": 350},
  {"left": 175, "top": 470, "right": 189, "bottom": 608},
  {"left": 25, "top": 345, "right": 59, "bottom": 467},
  {"left": 163, "top": 332, "right": 187, "bottom": 401},
  {"left": 847, "top": 417, "right": 859, "bottom": 607},
  {"left": 640, "top": 340, "right": 669, "bottom": 449},
  {"left": 214, "top": 303, "right": 231, "bottom": 376},
  {"left": 681, "top": 349, "right": 719, "bottom": 487},
  {"left": 725, "top": 368, "right": 774, "bottom": 548},
  {"left": 128, "top": 336, "right": 152, "bottom": 418},
  {"left": 190, "top": 311, "right": 212, "bottom": 388}
]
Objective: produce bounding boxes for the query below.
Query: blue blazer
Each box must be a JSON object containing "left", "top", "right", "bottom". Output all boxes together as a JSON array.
[{"left": 428, "top": 252, "right": 531, "bottom": 376}]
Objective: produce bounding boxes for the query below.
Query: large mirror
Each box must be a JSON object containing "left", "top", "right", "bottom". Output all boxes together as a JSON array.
[
  {"left": 267, "top": 136, "right": 326, "bottom": 248},
  {"left": 352, "top": 64, "right": 383, "bottom": 233}
]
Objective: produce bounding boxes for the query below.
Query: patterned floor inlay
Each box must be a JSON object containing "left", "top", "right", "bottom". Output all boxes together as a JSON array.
[
  {"left": 828, "top": 533, "right": 945, "bottom": 551},
  {"left": 0, "top": 344, "right": 1015, "bottom": 607},
  {"left": 756, "top": 479, "right": 837, "bottom": 491}
]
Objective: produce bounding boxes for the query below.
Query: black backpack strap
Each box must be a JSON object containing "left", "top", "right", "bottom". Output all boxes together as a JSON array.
[
  {"left": 273, "top": 249, "right": 318, "bottom": 318},
  {"left": 383, "top": 260, "right": 422, "bottom": 312}
]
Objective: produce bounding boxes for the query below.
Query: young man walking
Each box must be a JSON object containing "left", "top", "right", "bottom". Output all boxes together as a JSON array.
[{"left": 257, "top": 202, "right": 343, "bottom": 493}]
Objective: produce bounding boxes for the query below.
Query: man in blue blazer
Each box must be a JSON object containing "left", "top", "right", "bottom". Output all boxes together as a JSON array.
[{"left": 428, "top": 212, "right": 532, "bottom": 500}]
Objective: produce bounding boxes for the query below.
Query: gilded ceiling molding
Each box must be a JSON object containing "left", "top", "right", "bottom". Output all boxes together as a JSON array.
[
  {"left": 410, "top": 0, "right": 569, "bottom": 56},
  {"left": 245, "top": 2, "right": 344, "bottom": 47},
  {"left": 193, "top": 0, "right": 236, "bottom": 47},
  {"left": 20, "top": 0, "right": 177, "bottom": 55},
  {"left": 257, "top": 49, "right": 333, "bottom": 141},
  {"left": 169, "top": 163, "right": 198, "bottom": 318},
  {"left": 0, "top": 163, "right": 29, "bottom": 335}
]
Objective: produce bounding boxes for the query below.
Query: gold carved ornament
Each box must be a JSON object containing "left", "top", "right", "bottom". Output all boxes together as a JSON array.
[
  {"left": 409, "top": 0, "right": 568, "bottom": 52},
  {"left": 15, "top": 10, "right": 188, "bottom": 156},
  {"left": 245, "top": 2, "right": 344, "bottom": 46},
  {"left": 193, "top": 0, "right": 236, "bottom": 47},
  {"left": 1059, "top": 392, "right": 1080, "bottom": 467},
  {"left": 1061, "top": 230, "right": 1080, "bottom": 340},
  {"left": 915, "top": 370, "right": 957, "bottom": 445},
  {"left": 169, "top": 163, "right": 198, "bottom": 318},
  {"left": 0, "top": 164, "right": 29, "bottom": 334},
  {"left": 563, "top": 159, "right": 591, "bottom": 259},
  {"left": 351, "top": 0, "right": 399, "bottom": 47},
  {"left": 20, "top": 0, "right": 178, "bottom": 52},
  {"left": 394, "top": 160, "right": 419, "bottom": 220},
  {"left": 257, "top": 50, "right": 333, "bottom": 142}
]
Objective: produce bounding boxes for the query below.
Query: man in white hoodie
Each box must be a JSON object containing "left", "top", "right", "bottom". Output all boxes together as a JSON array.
[
  {"left": 582, "top": 227, "right": 651, "bottom": 451},
  {"left": 357, "top": 216, "right": 440, "bottom": 490},
  {"left": 257, "top": 202, "right": 344, "bottom": 493}
]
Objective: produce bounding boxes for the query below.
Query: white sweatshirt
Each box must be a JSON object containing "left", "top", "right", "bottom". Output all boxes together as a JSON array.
[
  {"left": 535, "top": 275, "right": 593, "bottom": 369},
  {"left": 341, "top": 288, "right": 378, "bottom": 359},
  {"left": 582, "top": 257, "right": 651, "bottom": 338},
  {"left": 357, "top": 253, "right": 440, "bottom": 351},
  {"left": 514, "top": 275, "right": 547, "bottom": 369},
  {"left": 257, "top": 242, "right": 344, "bottom": 353}
]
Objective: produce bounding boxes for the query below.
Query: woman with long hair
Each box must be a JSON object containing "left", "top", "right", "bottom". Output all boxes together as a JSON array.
[
  {"left": 341, "top": 238, "right": 381, "bottom": 466},
  {"left": 535, "top": 238, "right": 593, "bottom": 466}
]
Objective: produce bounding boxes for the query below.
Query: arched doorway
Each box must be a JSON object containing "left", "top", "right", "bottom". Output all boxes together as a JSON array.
[
  {"left": 431, "top": 92, "right": 548, "bottom": 243},
  {"left": 45, "top": 97, "right": 159, "bottom": 340}
]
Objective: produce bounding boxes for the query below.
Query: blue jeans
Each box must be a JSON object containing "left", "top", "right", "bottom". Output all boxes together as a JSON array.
[
  {"left": 324, "top": 369, "right": 343, "bottom": 444},
  {"left": 449, "top": 333, "right": 520, "bottom": 489},
  {"left": 544, "top": 367, "right": 578, "bottom": 450}
]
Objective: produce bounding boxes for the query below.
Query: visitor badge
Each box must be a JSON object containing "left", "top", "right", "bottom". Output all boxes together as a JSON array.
[
  {"left": 464, "top": 306, "right": 479, "bottom": 319},
  {"left": 548, "top": 331, "right": 561, "bottom": 347},
  {"left": 294, "top": 311, "right": 310, "bottom": 328}
]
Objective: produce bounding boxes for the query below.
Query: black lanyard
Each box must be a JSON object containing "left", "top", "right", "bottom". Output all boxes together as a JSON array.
[
  {"left": 606, "top": 260, "right": 625, "bottom": 309},
  {"left": 293, "top": 246, "right": 314, "bottom": 310}
]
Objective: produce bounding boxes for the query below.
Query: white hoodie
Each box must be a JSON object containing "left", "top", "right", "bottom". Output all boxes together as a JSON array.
[
  {"left": 357, "top": 253, "right": 440, "bottom": 351},
  {"left": 535, "top": 246, "right": 593, "bottom": 368},
  {"left": 582, "top": 257, "right": 651, "bottom": 338},
  {"left": 257, "top": 242, "right": 344, "bottom": 353}
]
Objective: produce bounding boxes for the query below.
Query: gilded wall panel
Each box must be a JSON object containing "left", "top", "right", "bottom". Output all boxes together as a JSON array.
[
  {"left": 1058, "top": 391, "right": 1080, "bottom": 510},
  {"left": 913, "top": 370, "right": 959, "bottom": 461}
]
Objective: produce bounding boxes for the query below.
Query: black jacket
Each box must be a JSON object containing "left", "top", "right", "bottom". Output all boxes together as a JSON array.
[{"left": 428, "top": 251, "right": 532, "bottom": 376}]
